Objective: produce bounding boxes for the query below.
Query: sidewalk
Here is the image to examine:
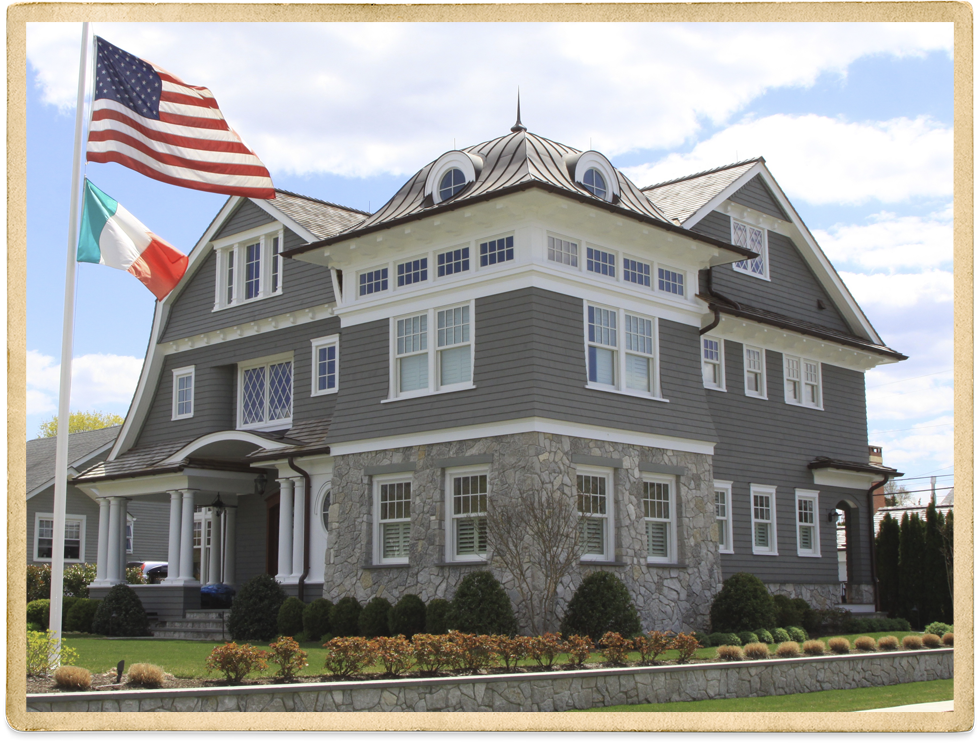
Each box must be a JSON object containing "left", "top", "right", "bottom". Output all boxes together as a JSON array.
[{"left": 859, "top": 701, "right": 954, "bottom": 712}]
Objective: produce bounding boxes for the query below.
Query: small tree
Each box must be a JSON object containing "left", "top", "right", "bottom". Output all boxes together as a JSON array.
[
  {"left": 450, "top": 571, "right": 518, "bottom": 636},
  {"left": 37, "top": 410, "right": 124, "bottom": 437},
  {"left": 882, "top": 480, "right": 913, "bottom": 507}
]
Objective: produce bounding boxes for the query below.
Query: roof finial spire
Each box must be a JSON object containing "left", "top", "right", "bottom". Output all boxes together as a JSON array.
[{"left": 511, "top": 89, "right": 526, "bottom": 133}]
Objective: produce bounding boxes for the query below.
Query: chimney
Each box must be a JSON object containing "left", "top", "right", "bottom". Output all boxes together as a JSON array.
[{"left": 869, "top": 445, "right": 887, "bottom": 512}]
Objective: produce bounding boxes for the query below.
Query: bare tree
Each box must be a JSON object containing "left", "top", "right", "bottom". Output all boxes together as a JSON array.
[
  {"left": 882, "top": 480, "right": 913, "bottom": 507},
  {"left": 485, "top": 488, "right": 581, "bottom": 635}
]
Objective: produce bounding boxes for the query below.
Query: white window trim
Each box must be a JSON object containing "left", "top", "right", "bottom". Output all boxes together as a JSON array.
[
  {"left": 395, "top": 255, "right": 430, "bottom": 288},
  {"left": 575, "top": 465, "right": 616, "bottom": 562},
  {"left": 34, "top": 513, "right": 86, "bottom": 563},
  {"left": 795, "top": 489, "right": 821, "bottom": 558},
  {"left": 384, "top": 300, "right": 476, "bottom": 402},
  {"left": 444, "top": 464, "right": 491, "bottom": 563},
  {"left": 656, "top": 263, "right": 687, "bottom": 300},
  {"left": 642, "top": 472, "right": 677, "bottom": 564},
  {"left": 701, "top": 336, "right": 726, "bottom": 392},
  {"left": 571, "top": 151, "right": 621, "bottom": 202},
  {"left": 730, "top": 216, "right": 770, "bottom": 281},
  {"left": 373, "top": 472, "right": 413, "bottom": 565},
  {"left": 311, "top": 334, "right": 340, "bottom": 396},
  {"left": 126, "top": 516, "right": 135, "bottom": 555},
  {"left": 477, "top": 234, "right": 516, "bottom": 269},
  {"left": 621, "top": 255, "right": 652, "bottom": 289},
  {"left": 547, "top": 232, "right": 581, "bottom": 269},
  {"left": 783, "top": 355, "right": 823, "bottom": 409},
  {"left": 750, "top": 484, "right": 778, "bottom": 556},
  {"left": 212, "top": 225, "right": 285, "bottom": 310},
  {"left": 743, "top": 345, "right": 767, "bottom": 400},
  {"left": 425, "top": 150, "right": 480, "bottom": 204},
  {"left": 356, "top": 264, "right": 390, "bottom": 299},
  {"left": 237, "top": 353, "right": 294, "bottom": 430},
  {"left": 714, "top": 479, "right": 734, "bottom": 554},
  {"left": 585, "top": 244, "right": 617, "bottom": 280},
  {"left": 583, "top": 301, "right": 665, "bottom": 401},
  {"left": 171, "top": 365, "right": 195, "bottom": 420}
]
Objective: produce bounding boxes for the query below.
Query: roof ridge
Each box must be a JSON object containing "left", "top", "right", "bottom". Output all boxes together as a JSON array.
[
  {"left": 641, "top": 157, "right": 764, "bottom": 191},
  {"left": 27, "top": 424, "right": 121, "bottom": 445},
  {"left": 274, "top": 188, "right": 370, "bottom": 216}
]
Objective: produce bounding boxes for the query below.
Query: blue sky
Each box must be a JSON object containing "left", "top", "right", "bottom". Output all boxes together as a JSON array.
[{"left": 22, "top": 21, "right": 955, "bottom": 499}]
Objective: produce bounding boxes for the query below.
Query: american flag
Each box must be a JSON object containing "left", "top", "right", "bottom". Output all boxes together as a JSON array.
[{"left": 87, "top": 36, "right": 276, "bottom": 199}]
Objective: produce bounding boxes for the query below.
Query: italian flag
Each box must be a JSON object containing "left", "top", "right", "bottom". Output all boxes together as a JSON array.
[{"left": 77, "top": 179, "right": 188, "bottom": 300}]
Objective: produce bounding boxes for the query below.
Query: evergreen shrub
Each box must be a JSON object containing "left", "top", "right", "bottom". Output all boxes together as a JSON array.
[
  {"left": 27, "top": 599, "right": 50, "bottom": 630},
  {"left": 389, "top": 594, "right": 427, "bottom": 637},
  {"left": 772, "top": 628, "right": 790, "bottom": 643},
  {"left": 772, "top": 595, "right": 810, "bottom": 628},
  {"left": 709, "top": 572, "right": 776, "bottom": 633},
  {"left": 330, "top": 597, "right": 363, "bottom": 637},
  {"left": 359, "top": 597, "right": 393, "bottom": 638},
  {"left": 737, "top": 630, "right": 759, "bottom": 645},
  {"left": 276, "top": 596, "right": 307, "bottom": 638},
  {"left": 424, "top": 598, "right": 452, "bottom": 635},
  {"left": 451, "top": 571, "right": 519, "bottom": 636},
  {"left": 708, "top": 632, "right": 740, "bottom": 647},
  {"left": 27, "top": 564, "right": 51, "bottom": 602},
  {"left": 228, "top": 574, "right": 287, "bottom": 641},
  {"left": 66, "top": 598, "right": 101, "bottom": 633},
  {"left": 560, "top": 571, "right": 641, "bottom": 641},
  {"left": 693, "top": 631, "right": 711, "bottom": 647},
  {"left": 924, "top": 621, "right": 951, "bottom": 636},
  {"left": 302, "top": 598, "right": 334, "bottom": 641},
  {"left": 92, "top": 584, "right": 150, "bottom": 637},
  {"left": 786, "top": 626, "right": 807, "bottom": 643},
  {"left": 754, "top": 629, "right": 774, "bottom": 644}
]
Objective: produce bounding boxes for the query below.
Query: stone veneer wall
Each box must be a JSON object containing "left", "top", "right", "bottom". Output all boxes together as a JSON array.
[
  {"left": 26, "top": 649, "right": 952, "bottom": 713},
  {"left": 324, "top": 433, "right": 719, "bottom": 633},
  {"left": 766, "top": 583, "right": 875, "bottom": 609}
]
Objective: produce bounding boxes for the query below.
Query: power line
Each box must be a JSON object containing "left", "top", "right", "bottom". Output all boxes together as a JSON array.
[
  {"left": 892, "top": 473, "right": 954, "bottom": 483},
  {"left": 885, "top": 486, "right": 953, "bottom": 495}
]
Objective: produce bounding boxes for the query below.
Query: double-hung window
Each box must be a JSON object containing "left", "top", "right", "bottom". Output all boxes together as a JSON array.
[
  {"left": 390, "top": 303, "right": 474, "bottom": 399},
  {"left": 238, "top": 354, "right": 293, "bottom": 429},
  {"left": 744, "top": 345, "right": 766, "bottom": 398},
  {"left": 446, "top": 468, "right": 489, "bottom": 561},
  {"left": 126, "top": 518, "right": 134, "bottom": 554},
  {"left": 214, "top": 226, "right": 285, "bottom": 309},
  {"left": 374, "top": 475, "right": 412, "bottom": 564},
  {"left": 643, "top": 474, "right": 675, "bottom": 563},
  {"left": 577, "top": 469, "right": 614, "bottom": 561},
  {"left": 795, "top": 490, "right": 820, "bottom": 557},
  {"left": 172, "top": 365, "right": 195, "bottom": 420},
  {"left": 311, "top": 335, "right": 339, "bottom": 395},
  {"left": 701, "top": 336, "right": 725, "bottom": 390},
  {"left": 751, "top": 484, "right": 778, "bottom": 555},
  {"left": 548, "top": 235, "right": 579, "bottom": 267},
  {"left": 585, "top": 304, "right": 660, "bottom": 398},
  {"left": 34, "top": 514, "right": 84, "bottom": 562},
  {"left": 731, "top": 218, "right": 769, "bottom": 279},
  {"left": 715, "top": 480, "right": 733, "bottom": 553},
  {"left": 784, "top": 355, "right": 822, "bottom": 408},
  {"left": 479, "top": 235, "right": 514, "bottom": 267}
]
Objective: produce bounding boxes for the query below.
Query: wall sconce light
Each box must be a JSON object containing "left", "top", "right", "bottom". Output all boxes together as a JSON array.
[
  {"left": 828, "top": 510, "right": 840, "bottom": 523},
  {"left": 254, "top": 473, "right": 268, "bottom": 496}
]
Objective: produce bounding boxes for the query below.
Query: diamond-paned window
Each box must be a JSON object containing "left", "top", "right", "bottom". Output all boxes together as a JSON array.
[
  {"left": 239, "top": 357, "right": 292, "bottom": 428},
  {"left": 587, "top": 247, "right": 615, "bottom": 277},
  {"left": 732, "top": 220, "right": 768, "bottom": 277}
]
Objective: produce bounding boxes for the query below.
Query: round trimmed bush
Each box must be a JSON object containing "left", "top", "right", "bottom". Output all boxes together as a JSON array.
[
  {"left": 776, "top": 641, "right": 800, "bottom": 658},
  {"left": 802, "top": 639, "right": 825, "bottom": 656},
  {"left": 693, "top": 631, "right": 711, "bottom": 647},
  {"left": 771, "top": 628, "right": 790, "bottom": 643},
  {"left": 359, "top": 597, "right": 392, "bottom": 637},
  {"left": 744, "top": 642, "right": 769, "bottom": 660},
  {"left": 66, "top": 598, "right": 101, "bottom": 633},
  {"left": 709, "top": 573, "right": 776, "bottom": 633},
  {"left": 277, "top": 596, "right": 307, "bottom": 638},
  {"left": 228, "top": 574, "right": 287, "bottom": 641},
  {"left": 330, "top": 597, "right": 363, "bottom": 637},
  {"left": 737, "top": 630, "right": 759, "bottom": 645},
  {"left": 786, "top": 626, "right": 807, "bottom": 643},
  {"left": 27, "top": 599, "right": 50, "bottom": 630},
  {"left": 877, "top": 636, "right": 900, "bottom": 651},
  {"left": 709, "top": 632, "right": 741, "bottom": 647},
  {"left": 302, "top": 598, "right": 334, "bottom": 641},
  {"left": 773, "top": 595, "right": 811, "bottom": 628},
  {"left": 717, "top": 645, "right": 744, "bottom": 661},
  {"left": 425, "top": 598, "right": 452, "bottom": 634},
  {"left": 389, "top": 594, "right": 427, "bottom": 637},
  {"left": 92, "top": 584, "right": 150, "bottom": 637},
  {"left": 902, "top": 635, "right": 924, "bottom": 650},
  {"left": 854, "top": 636, "right": 877, "bottom": 652},
  {"left": 924, "top": 621, "right": 951, "bottom": 636},
  {"left": 560, "top": 571, "right": 641, "bottom": 641},
  {"left": 827, "top": 637, "right": 851, "bottom": 654},
  {"left": 452, "top": 571, "right": 519, "bottom": 636}
]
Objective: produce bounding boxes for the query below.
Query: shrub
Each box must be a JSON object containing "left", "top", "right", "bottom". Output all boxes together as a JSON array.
[
  {"left": 942, "top": 632, "right": 954, "bottom": 647},
  {"left": 902, "top": 636, "right": 924, "bottom": 650},
  {"left": 63, "top": 563, "right": 97, "bottom": 599},
  {"left": 922, "top": 633, "right": 942, "bottom": 649},
  {"left": 786, "top": 626, "right": 807, "bottom": 643},
  {"left": 276, "top": 596, "right": 307, "bottom": 638},
  {"left": 424, "top": 598, "right": 453, "bottom": 635},
  {"left": 771, "top": 628, "right": 790, "bottom": 643},
  {"left": 302, "top": 598, "right": 334, "bottom": 641},
  {"left": 496, "top": 635, "right": 532, "bottom": 672},
  {"left": 374, "top": 635, "right": 414, "bottom": 676},
  {"left": 54, "top": 666, "right": 91, "bottom": 691},
  {"left": 708, "top": 632, "right": 740, "bottom": 647},
  {"left": 743, "top": 642, "right": 769, "bottom": 660},
  {"left": 755, "top": 629, "right": 774, "bottom": 644},
  {"left": 126, "top": 566, "right": 147, "bottom": 585},
  {"left": 827, "top": 637, "right": 851, "bottom": 654},
  {"left": 597, "top": 631, "right": 632, "bottom": 666},
  {"left": 449, "top": 632, "right": 498, "bottom": 672},
  {"left": 671, "top": 632, "right": 700, "bottom": 664},
  {"left": 27, "top": 565, "right": 51, "bottom": 602},
  {"left": 803, "top": 607, "right": 853, "bottom": 636},
  {"left": 924, "top": 621, "right": 951, "bottom": 636},
  {"left": 566, "top": 634, "right": 593, "bottom": 666},
  {"left": 560, "top": 571, "right": 641, "bottom": 641},
  {"left": 205, "top": 642, "right": 267, "bottom": 683},
  {"left": 322, "top": 636, "right": 376, "bottom": 677},
  {"left": 27, "top": 622, "right": 41, "bottom": 633},
  {"left": 410, "top": 633, "right": 456, "bottom": 675},
  {"left": 854, "top": 636, "right": 877, "bottom": 652},
  {"left": 330, "top": 597, "right": 364, "bottom": 638},
  {"left": 802, "top": 639, "right": 826, "bottom": 656},
  {"left": 528, "top": 632, "right": 569, "bottom": 668},
  {"left": 92, "top": 584, "right": 150, "bottom": 637},
  {"left": 776, "top": 641, "right": 800, "bottom": 658},
  {"left": 709, "top": 572, "right": 776, "bottom": 633},
  {"left": 877, "top": 636, "right": 900, "bottom": 651},
  {"left": 268, "top": 636, "right": 308, "bottom": 681},
  {"left": 389, "top": 594, "right": 427, "bottom": 638},
  {"left": 359, "top": 597, "right": 393, "bottom": 638},
  {"left": 893, "top": 618, "right": 912, "bottom": 632},
  {"left": 693, "top": 631, "right": 711, "bottom": 647},
  {"left": 772, "top": 594, "right": 810, "bottom": 628},
  {"left": 27, "top": 599, "right": 50, "bottom": 630},
  {"left": 65, "top": 598, "right": 100, "bottom": 633},
  {"left": 635, "top": 630, "right": 673, "bottom": 664},
  {"left": 717, "top": 645, "right": 744, "bottom": 661},
  {"left": 127, "top": 663, "right": 165, "bottom": 688},
  {"left": 294, "top": 631, "right": 314, "bottom": 644},
  {"left": 737, "top": 630, "right": 759, "bottom": 645},
  {"left": 451, "top": 571, "right": 518, "bottom": 636},
  {"left": 228, "top": 575, "right": 286, "bottom": 641}
]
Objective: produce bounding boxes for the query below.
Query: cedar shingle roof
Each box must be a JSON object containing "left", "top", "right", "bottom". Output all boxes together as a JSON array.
[
  {"left": 272, "top": 189, "right": 368, "bottom": 240},
  {"left": 642, "top": 159, "right": 761, "bottom": 224},
  {"left": 27, "top": 426, "right": 121, "bottom": 496},
  {"left": 246, "top": 418, "right": 332, "bottom": 460}
]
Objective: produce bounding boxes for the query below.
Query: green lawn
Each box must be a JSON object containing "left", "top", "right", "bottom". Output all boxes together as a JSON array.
[{"left": 579, "top": 678, "right": 953, "bottom": 712}]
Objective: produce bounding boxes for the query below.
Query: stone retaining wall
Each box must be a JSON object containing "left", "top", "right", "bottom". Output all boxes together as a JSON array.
[{"left": 26, "top": 648, "right": 952, "bottom": 713}]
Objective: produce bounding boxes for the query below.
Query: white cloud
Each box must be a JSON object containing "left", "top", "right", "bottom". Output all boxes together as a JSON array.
[
  {"left": 814, "top": 208, "right": 953, "bottom": 270},
  {"left": 839, "top": 269, "right": 953, "bottom": 309},
  {"left": 26, "top": 22, "right": 952, "bottom": 178},
  {"left": 27, "top": 350, "right": 143, "bottom": 416}
]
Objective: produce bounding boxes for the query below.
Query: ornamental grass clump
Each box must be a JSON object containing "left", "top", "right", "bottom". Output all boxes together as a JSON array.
[
  {"left": 410, "top": 633, "right": 457, "bottom": 675},
  {"left": 853, "top": 637, "right": 877, "bottom": 652},
  {"left": 802, "top": 639, "right": 826, "bottom": 656},
  {"left": 902, "top": 636, "right": 924, "bottom": 650},
  {"left": 743, "top": 642, "right": 769, "bottom": 660},
  {"left": 597, "top": 631, "right": 633, "bottom": 666},
  {"left": 373, "top": 636, "right": 414, "bottom": 676},
  {"left": 942, "top": 632, "right": 954, "bottom": 647},
  {"left": 717, "top": 645, "right": 744, "bottom": 661},
  {"left": 496, "top": 635, "right": 533, "bottom": 672},
  {"left": 827, "top": 637, "right": 851, "bottom": 654},
  {"left": 775, "top": 641, "right": 800, "bottom": 658},
  {"left": 127, "top": 663, "right": 165, "bottom": 688},
  {"left": 205, "top": 642, "right": 267, "bottom": 684},
  {"left": 268, "top": 636, "right": 308, "bottom": 682},
  {"left": 922, "top": 633, "right": 942, "bottom": 649},
  {"left": 322, "top": 636, "right": 376, "bottom": 678},
  {"left": 529, "top": 632, "right": 569, "bottom": 668},
  {"left": 671, "top": 632, "right": 700, "bottom": 664},
  {"left": 877, "top": 636, "right": 900, "bottom": 651},
  {"left": 54, "top": 666, "right": 91, "bottom": 691},
  {"left": 565, "top": 634, "right": 593, "bottom": 666},
  {"left": 635, "top": 630, "right": 673, "bottom": 664}
]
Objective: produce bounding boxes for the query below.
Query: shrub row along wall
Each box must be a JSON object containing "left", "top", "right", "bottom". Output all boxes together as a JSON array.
[{"left": 27, "top": 649, "right": 951, "bottom": 713}]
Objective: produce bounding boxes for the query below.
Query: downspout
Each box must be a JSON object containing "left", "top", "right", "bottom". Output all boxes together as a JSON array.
[
  {"left": 699, "top": 267, "right": 724, "bottom": 335},
  {"left": 867, "top": 477, "right": 889, "bottom": 613},
  {"left": 288, "top": 457, "right": 312, "bottom": 602}
]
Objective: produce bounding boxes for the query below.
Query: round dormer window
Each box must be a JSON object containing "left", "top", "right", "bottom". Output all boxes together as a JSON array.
[
  {"left": 439, "top": 168, "right": 467, "bottom": 202},
  {"left": 583, "top": 168, "right": 607, "bottom": 200}
]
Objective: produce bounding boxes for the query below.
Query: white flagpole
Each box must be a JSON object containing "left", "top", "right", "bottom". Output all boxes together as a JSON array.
[{"left": 49, "top": 21, "right": 91, "bottom": 666}]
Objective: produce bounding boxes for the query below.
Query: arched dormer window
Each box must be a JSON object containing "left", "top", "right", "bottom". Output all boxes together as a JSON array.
[
  {"left": 566, "top": 151, "right": 620, "bottom": 203},
  {"left": 439, "top": 168, "right": 466, "bottom": 201},
  {"left": 425, "top": 150, "right": 484, "bottom": 205},
  {"left": 583, "top": 168, "right": 607, "bottom": 200}
]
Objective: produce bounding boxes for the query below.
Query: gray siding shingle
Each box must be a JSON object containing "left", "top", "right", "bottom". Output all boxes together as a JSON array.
[{"left": 730, "top": 175, "right": 790, "bottom": 221}]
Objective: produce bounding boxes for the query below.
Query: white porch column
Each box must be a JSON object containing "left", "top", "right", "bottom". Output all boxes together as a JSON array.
[
  {"left": 222, "top": 505, "right": 237, "bottom": 586},
  {"left": 105, "top": 497, "right": 122, "bottom": 585},
  {"left": 165, "top": 491, "right": 183, "bottom": 583},
  {"left": 117, "top": 497, "right": 129, "bottom": 582},
  {"left": 208, "top": 510, "right": 222, "bottom": 585},
  {"left": 94, "top": 498, "right": 111, "bottom": 585},
  {"left": 291, "top": 476, "right": 306, "bottom": 583},
  {"left": 178, "top": 490, "right": 197, "bottom": 584},
  {"left": 277, "top": 478, "right": 294, "bottom": 581}
]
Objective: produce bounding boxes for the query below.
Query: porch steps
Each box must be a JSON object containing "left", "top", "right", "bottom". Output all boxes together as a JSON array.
[{"left": 150, "top": 610, "right": 232, "bottom": 642}]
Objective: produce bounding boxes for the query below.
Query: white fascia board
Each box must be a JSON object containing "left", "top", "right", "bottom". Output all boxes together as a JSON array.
[
  {"left": 163, "top": 303, "right": 334, "bottom": 354},
  {"left": 165, "top": 430, "right": 293, "bottom": 463},
  {"left": 80, "top": 468, "right": 260, "bottom": 499},
  {"left": 681, "top": 161, "right": 766, "bottom": 232},
  {"left": 811, "top": 467, "right": 882, "bottom": 491},
  {"left": 329, "top": 416, "right": 715, "bottom": 457}
]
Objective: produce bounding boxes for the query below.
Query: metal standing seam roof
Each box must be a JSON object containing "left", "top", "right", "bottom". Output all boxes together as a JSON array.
[
  {"left": 642, "top": 159, "right": 762, "bottom": 224},
  {"left": 26, "top": 426, "right": 121, "bottom": 495},
  {"left": 269, "top": 189, "right": 368, "bottom": 240}
]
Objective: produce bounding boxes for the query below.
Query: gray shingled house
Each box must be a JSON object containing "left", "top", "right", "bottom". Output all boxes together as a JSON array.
[{"left": 73, "top": 119, "right": 904, "bottom": 630}]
